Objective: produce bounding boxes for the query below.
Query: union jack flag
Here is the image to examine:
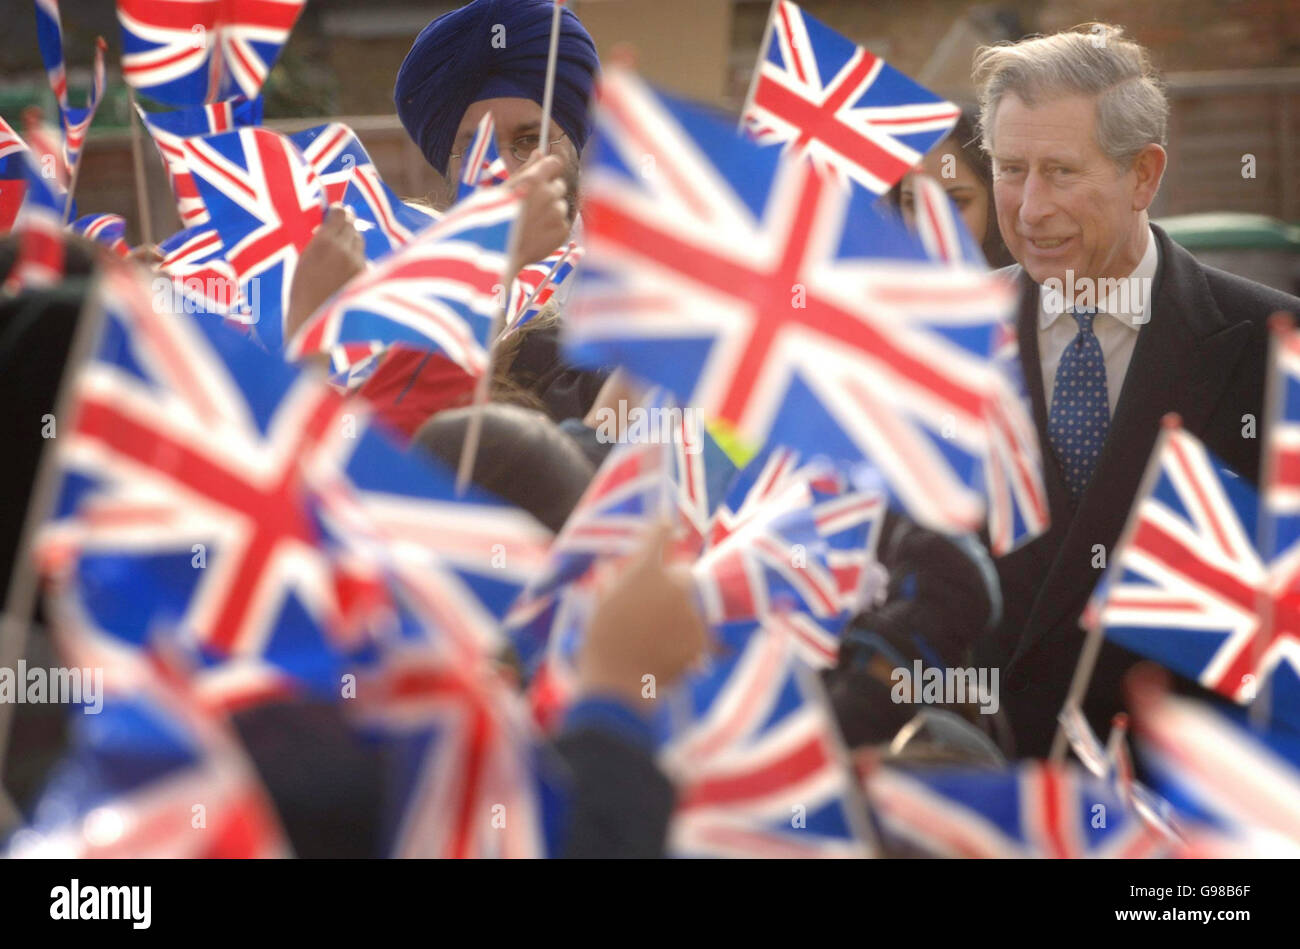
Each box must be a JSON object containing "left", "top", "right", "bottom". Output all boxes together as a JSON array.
[
  {"left": 349, "top": 646, "right": 562, "bottom": 858},
  {"left": 160, "top": 222, "right": 223, "bottom": 268},
  {"left": 71, "top": 212, "right": 131, "bottom": 257},
  {"left": 711, "top": 448, "right": 884, "bottom": 594},
  {"left": 505, "top": 241, "right": 584, "bottom": 329},
  {"left": 864, "top": 761, "right": 1172, "bottom": 858},
  {"left": 41, "top": 263, "right": 554, "bottom": 698},
  {"left": 567, "top": 67, "right": 1016, "bottom": 535},
  {"left": 742, "top": 0, "right": 959, "bottom": 195},
  {"left": 506, "top": 435, "right": 674, "bottom": 676},
  {"left": 156, "top": 223, "right": 245, "bottom": 315},
  {"left": 3, "top": 148, "right": 68, "bottom": 293},
  {"left": 340, "top": 163, "right": 439, "bottom": 259},
  {"left": 285, "top": 185, "right": 521, "bottom": 375},
  {"left": 458, "top": 112, "right": 510, "bottom": 202},
  {"left": 140, "top": 95, "right": 263, "bottom": 227},
  {"left": 1262, "top": 318, "right": 1300, "bottom": 620},
  {"left": 34, "top": 0, "right": 70, "bottom": 111},
  {"left": 1132, "top": 687, "right": 1300, "bottom": 851},
  {"left": 661, "top": 618, "right": 875, "bottom": 858},
  {"left": 693, "top": 479, "right": 842, "bottom": 628},
  {"left": 321, "top": 414, "right": 555, "bottom": 668},
  {"left": 290, "top": 122, "right": 438, "bottom": 260},
  {"left": 290, "top": 121, "right": 372, "bottom": 205},
  {"left": 8, "top": 619, "right": 290, "bottom": 858},
  {"left": 37, "top": 265, "right": 389, "bottom": 695},
  {"left": 1057, "top": 705, "right": 1182, "bottom": 843},
  {"left": 516, "top": 401, "right": 749, "bottom": 728},
  {"left": 34, "top": 2, "right": 107, "bottom": 173},
  {"left": 1, "top": 117, "right": 33, "bottom": 232},
  {"left": 707, "top": 447, "right": 886, "bottom": 666},
  {"left": 908, "top": 173, "right": 1048, "bottom": 554},
  {"left": 1085, "top": 416, "right": 1300, "bottom": 730},
  {"left": 178, "top": 126, "right": 325, "bottom": 349},
  {"left": 117, "top": 0, "right": 306, "bottom": 106}
]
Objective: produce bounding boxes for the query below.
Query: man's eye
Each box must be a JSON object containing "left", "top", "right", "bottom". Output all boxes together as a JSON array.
[{"left": 514, "top": 135, "right": 541, "bottom": 151}]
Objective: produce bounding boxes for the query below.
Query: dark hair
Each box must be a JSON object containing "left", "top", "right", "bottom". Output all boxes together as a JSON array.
[
  {"left": 413, "top": 402, "right": 595, "bottom": 532},
  {"left": 886, "top": 110, "right": 1014, "bottom": 269}
]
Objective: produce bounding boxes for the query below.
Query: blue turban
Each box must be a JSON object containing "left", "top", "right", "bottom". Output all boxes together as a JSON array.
[{"left": 394, "top": 0, "right": 600, "bottom": 176}]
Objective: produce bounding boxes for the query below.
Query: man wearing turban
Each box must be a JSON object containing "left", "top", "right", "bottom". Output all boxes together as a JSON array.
[
  {"left": 385, "top": 0, "right": 607, "bottom": 424},
  {"left": 394, "top": 0, "right": 599, "bottom": 235}
]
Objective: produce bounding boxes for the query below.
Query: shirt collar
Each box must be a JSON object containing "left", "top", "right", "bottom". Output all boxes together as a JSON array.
[{"left": 1037, "top": 225, "right": 1159, "bottom": 331}]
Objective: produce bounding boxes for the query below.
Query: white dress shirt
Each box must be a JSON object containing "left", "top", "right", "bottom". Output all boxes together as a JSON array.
[{"left": 1038, "top": 225, "right": 1160, "bottom": 416}]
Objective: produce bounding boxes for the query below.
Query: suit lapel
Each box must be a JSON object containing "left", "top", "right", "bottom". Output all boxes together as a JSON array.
[{"left": 1008, "top": 225, "right": 1254, "bottom": 669}]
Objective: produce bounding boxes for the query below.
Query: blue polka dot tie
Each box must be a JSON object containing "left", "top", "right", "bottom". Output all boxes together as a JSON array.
[{"left": 1048, "top": 307, "right": 1109, "bottom": 501}]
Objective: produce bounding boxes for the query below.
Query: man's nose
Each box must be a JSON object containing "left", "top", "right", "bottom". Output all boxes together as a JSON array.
[{"left": 1018, "top": 170, "right": 1054, "bottom": 228}]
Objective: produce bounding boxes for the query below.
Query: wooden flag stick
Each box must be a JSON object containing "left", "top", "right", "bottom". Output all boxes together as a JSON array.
[
  {"left": 454, "top": 197, "right": 525, "bottom": 496},
  {"left": 61, "top": 154, "right": 84, "bottom": 225},
  {"left": 537, "top": 0, "right": 565, "bottom": 157},
  {"left": 0, "top": 273, "right": 112, "bottom": 836},
  {"left": 126, "top": 88, "right": 155, "bottom": 247}
]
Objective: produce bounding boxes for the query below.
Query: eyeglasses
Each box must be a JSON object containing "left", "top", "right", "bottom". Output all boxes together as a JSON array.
[{"left": 450, "top": 130, "right": 567, "bottom": 165}]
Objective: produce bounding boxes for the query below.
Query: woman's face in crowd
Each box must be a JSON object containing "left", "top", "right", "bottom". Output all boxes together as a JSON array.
[{"left": 898, "top": 143, "right": 991, "bottom": 247}]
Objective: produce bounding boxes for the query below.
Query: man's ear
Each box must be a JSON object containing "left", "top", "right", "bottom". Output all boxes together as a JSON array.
[{"left": 1131, "top": 143, "right": 1167, "bottom": 212}]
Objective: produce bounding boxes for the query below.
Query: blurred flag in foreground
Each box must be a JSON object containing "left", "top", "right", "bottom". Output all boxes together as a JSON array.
[
  {"left": 661, "top": 619, "right": 875, "bottom": 858},
  {"left": 1130, "top": 680, "right": 1300, "bottom": 854},
  {"left": 864, "top": 761, "right": 1172, "bottom": 858},
  {"left": 1085, "top": 416, "right": 1300, "bottom": 730},
  {"left": 568, "top": 66, "right": 1015, "bottom": 536},
  {"left": 286, "top": 185, "right": 522, "bottom": 376}
]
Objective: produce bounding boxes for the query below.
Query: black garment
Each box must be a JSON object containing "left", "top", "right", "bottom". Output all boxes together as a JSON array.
[
  {"left": 0, "top": 282, "right": 85, "bottom": 594},
  {"left": 554, "top": 725, "right": 675, "bottom": 858},
  {"left": 232, "top": 699, "right": 676, "bottom": 858},
  {"left": 826, "top": 511, "right": 1001, "bottom": 748},
  {"left": 507, "top": 323, "right": 608, "bottom": 422},
  {"left": 976, "top": 224, "right": 1300, "bottom": 757},
  {"left": 0, "top": 281, "right": 88, "bottom": 812},
  {"left": 232, "top": 702, "right": 384, "bottom": 858}
]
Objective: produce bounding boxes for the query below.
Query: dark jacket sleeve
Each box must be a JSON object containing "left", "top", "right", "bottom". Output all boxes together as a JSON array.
[{"left": 553, "top": 698, "right": 675, "bottom": 858}]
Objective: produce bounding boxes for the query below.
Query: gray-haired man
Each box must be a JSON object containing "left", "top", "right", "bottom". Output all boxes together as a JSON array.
[{"left": 971, "top": 24, "right": 1300, "bottom": 756}]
